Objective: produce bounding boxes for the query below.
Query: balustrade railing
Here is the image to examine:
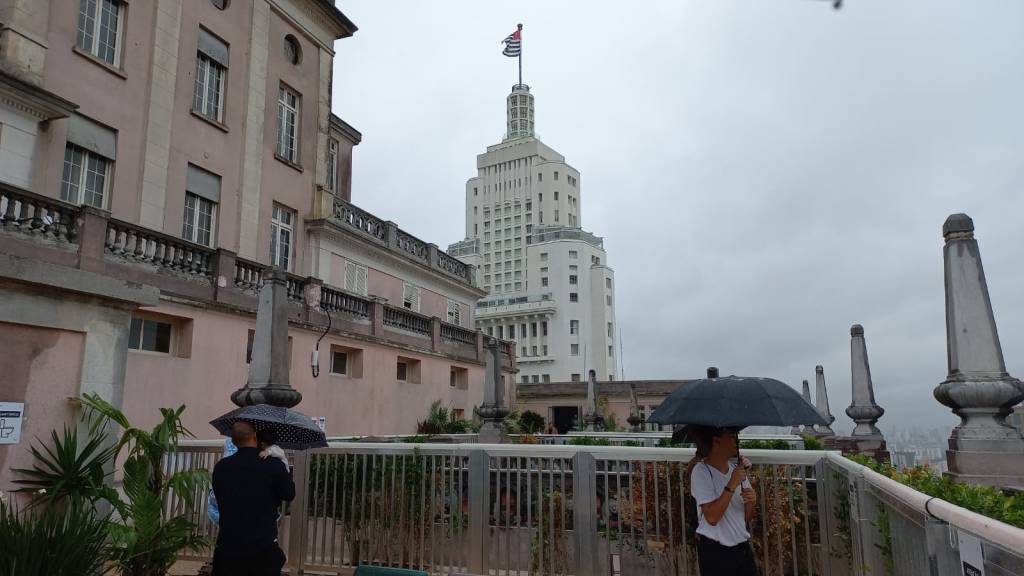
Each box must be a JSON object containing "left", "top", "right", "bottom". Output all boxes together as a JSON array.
[
  {"left": 440, "top": 322, "right": 477, "bottom": 346},
  {"left": 285, "top": 274, "right": 307, "bottom": 303},
  {"left": 167, "top": 443, "right": 1024, "bottom": 576},
  {"left": 105, "top": 219, "right": 214, "bottom": 277},
  {"left": 383, "top": 305, "right": 431, "bottom": 336},
  {"left": 437, "top": 251, "right": 470, "bottom": 282},
  {"left": 0, "top": 185, "right": 79, "bottom": 243},
  {"left": 395, "top": 230, "right": 428, "bottom": 262},
  {"left": 234, "top": 258, "right": 266, "bottom": 291},
  {"left": 331, "top": 197, "right": 386, "bottom": 243},
  {"left": 320, "top": 286, "right": 371, "bottom": 319}
]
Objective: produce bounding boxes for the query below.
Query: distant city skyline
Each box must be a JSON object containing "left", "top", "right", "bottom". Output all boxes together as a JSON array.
[{"left": 332, "top": 0, "right": 1024, "bottom": 432}]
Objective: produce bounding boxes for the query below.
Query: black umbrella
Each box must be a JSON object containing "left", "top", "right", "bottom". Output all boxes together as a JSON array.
[
  {"left": 211, "top": 404, "right": 327, "bottom": 450},
  {"left": 648, "top": 371, "right": 827, "bottom": 429}
]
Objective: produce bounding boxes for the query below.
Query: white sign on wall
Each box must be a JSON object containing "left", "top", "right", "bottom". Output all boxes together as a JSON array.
[
  {"left": 958, "top": 529, "right": 985, "bottom": 576},
  {"left": 0, "top": 402, "right": 24, "bottom": 445}
]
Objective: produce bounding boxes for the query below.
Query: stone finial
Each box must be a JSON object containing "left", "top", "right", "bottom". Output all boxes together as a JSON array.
[
  {"left": 814, "top": 365, "right": 835, "bottom": 436},
  {"left": 231, "top": 269, "right": 301, "bottom": 408},
  {"left": 793, "top": 380, "right": 813, "bottom": 435},
  {"left": 477, "top": 337, "right": 509, "bottom": 442},
  {"left": 846, "top": 324, "right": 884, "bottom": 437},
  {"left": 934, "top": 214, "right": 1024, "bottom": 486}
]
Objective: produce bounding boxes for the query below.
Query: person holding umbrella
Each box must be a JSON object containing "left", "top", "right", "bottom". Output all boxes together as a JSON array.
[
  {"left": 649, "top": 367, "right": 828, "bottom": 576},
  {"left": 688, "top": 426, "right": 759, "bottom": 575},
  {"left": 211, "top": 421, "right": 295, "bottom": 575}
]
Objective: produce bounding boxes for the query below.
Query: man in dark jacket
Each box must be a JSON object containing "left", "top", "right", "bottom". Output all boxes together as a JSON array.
[{"left": 212, "top": 421, "right": 295, "bottom": 575}]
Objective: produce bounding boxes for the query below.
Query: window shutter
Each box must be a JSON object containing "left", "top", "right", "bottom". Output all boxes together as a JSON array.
[
  {"left": 344, "top": 262, "right": 368, "bottom": 295},
  {"left": 447, "top": 300, "right": 461, "bottom": 326},
  {"left": 403, "top": 283, "right": 421, "bottom": 312}
]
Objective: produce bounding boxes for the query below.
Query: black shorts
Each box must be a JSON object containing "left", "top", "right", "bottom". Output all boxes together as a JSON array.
[
  {"left": 211, "top": 543, "right": 286, "bottom": 576},
  {"left": 696, "top": 536, "right": 759, "bottom": 576}
]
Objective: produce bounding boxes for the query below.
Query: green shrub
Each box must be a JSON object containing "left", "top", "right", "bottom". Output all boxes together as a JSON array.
[
  {"left": 846, "top": 454, "right": 1024, "bottom": 529},
  {"left": 740, "top": 439, "right": 791, "bottom": 450},
  {"left": 519, "top": 411, "right": 545, "bottom": 434},
  {"left": 568, "top": 436, "right": 613, "bottom": 446},
  {"left": 801, "top": 435, "right": 825, "bottom": 450}
]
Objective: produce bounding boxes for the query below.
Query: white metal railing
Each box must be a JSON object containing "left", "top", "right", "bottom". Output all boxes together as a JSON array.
[{"left": 167, "top": 442, "right": 1024, "bottom": 576}]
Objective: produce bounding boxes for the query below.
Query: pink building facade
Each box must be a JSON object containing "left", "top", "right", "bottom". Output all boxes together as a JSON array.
[{"left": 0, "top": 0, "right": 513, "bottom": 492}]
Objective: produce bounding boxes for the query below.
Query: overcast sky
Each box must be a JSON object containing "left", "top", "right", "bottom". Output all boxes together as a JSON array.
[{"left": 332, "top": 1, "right": 1024, "bottom": 433}]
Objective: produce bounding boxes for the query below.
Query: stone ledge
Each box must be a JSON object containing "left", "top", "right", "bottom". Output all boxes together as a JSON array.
[{"left": 0, "top": 252, "right": 159, "bottom": 306}]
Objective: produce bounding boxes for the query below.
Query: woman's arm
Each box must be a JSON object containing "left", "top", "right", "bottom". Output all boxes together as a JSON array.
[{"left": 700, "top": 466, "right": 746, "bottom": 525}]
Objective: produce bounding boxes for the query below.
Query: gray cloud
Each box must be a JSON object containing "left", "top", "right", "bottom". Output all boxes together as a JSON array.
[{"left": 333, "top": 0, "right": 1024, "bottom": 433}]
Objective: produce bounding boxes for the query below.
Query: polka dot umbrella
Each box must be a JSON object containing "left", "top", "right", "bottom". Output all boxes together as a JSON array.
[{"left": 210, "top": 404, "right": 327, "bottom": 450}]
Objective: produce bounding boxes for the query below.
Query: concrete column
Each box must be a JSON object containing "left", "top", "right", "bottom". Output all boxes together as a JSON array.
[
  {"left": 76, "top": 205, "right": 110, "bottom": 273},
  {"left": 847, "top": 324, "right": 884, "bottom": 437},
  {"left": 427, "top": 243, "right": 439, "bottom": 269},
  {"left": 385, "top": 221, "right": 400, "bottom": 251},
  {"left": 231, "top": 269, "right": 301, "bottom": 408},
  {"left": 933, "top": 213, "right": 1024, "bottom": 487},
  {"left": 814, "top": 366, "right": 835, "bottom": 437}
]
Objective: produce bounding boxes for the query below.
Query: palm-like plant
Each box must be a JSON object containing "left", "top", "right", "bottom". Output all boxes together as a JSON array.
[
  {"left": 0, "top": 497, "right": 111, "bottom": 576},
  {"left": 13, "top": 425, "right": 119, "bottom": 508},
  {"left": 77, "top": 393, "right": 210, "bottom": 576}
]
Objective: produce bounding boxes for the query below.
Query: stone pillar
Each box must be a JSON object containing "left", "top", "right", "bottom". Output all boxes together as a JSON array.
[
  {"left": 76, "top": 205, "right": 110, "bottom": 273},
  {"left": 302, "top": 276, "right": 323, "bottom": 323},
  {"left": 369, "top": 296, "right": 386, "bottom": 336},
  {"left": 792, "top": 379, "right": 812, "bottom": 436},
  {"left": 0, "top": 0, "right": 51, "bottom": 85},
  {"left": 478, "top": 338, "right": 508, "bottom": 443},
  {"left": 212, "top": 249, "right": 238, "bottom": 302},
  {"left": 627, "top": 380, "right": 642, "bottom": 433},
  {"left": 430, "top": 317, "right": 441, "bottom": 351},
  {"left": 847, "top": 324, "right": 884, "bottom": 437},
  {"left": 933, "top": 214, "right": 1024, "bottom": 487},
  {"left": 814, "top": 366, "right": 835, "bottom": 437},
  {"left": 583, "top": 369, "right": 605, "bottom": 432},
  {"left": 231, "top": 269, "right": 302, "bottom": 408}
]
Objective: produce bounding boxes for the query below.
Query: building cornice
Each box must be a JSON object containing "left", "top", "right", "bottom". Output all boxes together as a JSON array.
[
  {"left": 516, "top": 380, "right": 688, "bottom": 399},
  {"left": 329, "top": 113, "right": 362, "bottom": 144},
  {"left": 0, "top": 71, "right": 77, "bottom": 120}
]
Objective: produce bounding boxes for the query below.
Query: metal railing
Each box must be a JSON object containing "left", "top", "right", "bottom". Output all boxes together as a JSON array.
[{"left": 167, "top": 443, "right": 1024, "bottom": 576}]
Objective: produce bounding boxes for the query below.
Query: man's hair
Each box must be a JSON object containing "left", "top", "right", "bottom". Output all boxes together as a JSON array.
[{"left": 230, "top": 421, "right": 256, "bottom": 445}]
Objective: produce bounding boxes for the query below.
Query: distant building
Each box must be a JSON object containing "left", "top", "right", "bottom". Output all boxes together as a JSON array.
[
  {"left": 449, "top": 84, "right": 617, "bottom": 384},
  {"left": 515, "top": 380, "right": 679, "bottom": 434}
]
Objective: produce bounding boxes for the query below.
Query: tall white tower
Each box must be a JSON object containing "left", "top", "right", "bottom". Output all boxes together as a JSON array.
[{"left": 449, "top": 85, "right": 618, "bottom": 385}]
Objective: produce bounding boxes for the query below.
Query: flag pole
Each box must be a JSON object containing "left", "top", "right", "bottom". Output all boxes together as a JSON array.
[{"left": 517, "top": 23, "right": 523, "bottom": 85}]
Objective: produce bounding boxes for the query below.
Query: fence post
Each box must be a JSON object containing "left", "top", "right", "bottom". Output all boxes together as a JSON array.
[
  {"left": 925, "top": 519, "right": 959, "bottom": 575},
  {"left": 814, "top": 460, "right": 837, "bottom": 576},
  {"left": 573, "top": 451, "right": 598, "bottom": 576},
  {"left": 287, "top": 450, "right": 310, "bottom": 575},
  {"left": 468, "top": 449, "right": 490, "bottom": 575},
  {"left": 848, "top": 473, "right": 873, "bottom": 576}
]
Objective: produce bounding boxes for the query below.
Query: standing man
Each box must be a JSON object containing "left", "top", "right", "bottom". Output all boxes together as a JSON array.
[{"left": 212, "top": 421, "right": 295, "bottom": 575}]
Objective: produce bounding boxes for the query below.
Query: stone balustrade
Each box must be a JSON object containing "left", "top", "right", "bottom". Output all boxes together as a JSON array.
[
  {"left": 319, "top": 285, "right": 371, "bottom": 319},
  {"left": 0, "top": 186, "right": 79, "bottom": 243},
  {"left": 440, "top": 322, "right": 477, "bottom": 345},
  {"left": 382, "top": 304, "right": 432, "bottom": 336},
  {"left": 105, "top": 219, "right": 215, "bottom": 277},
  {"left": 324, "top": 194, "right": 477, "bottom": 286}
]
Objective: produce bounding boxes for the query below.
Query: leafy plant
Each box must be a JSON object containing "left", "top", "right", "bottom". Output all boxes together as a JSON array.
[
  {"left": 847, "top": 454, "right": 1024, "bottom": 528},
  {"left": 0, "top": 498, "right": 111, "bottom": 576},
  {"left": 13, "top": 425, "right": 119, "bottom": 507},
  {"left": 77, "top": 393, "right": 209, "bottom": 576},
  {"left": 417, "top": 401, "right": 473, "bottom": 434},
  {"left": 741, "top": 439, "right": 792, "bottom": 450},
  {"left": 568, "top": 436, "right": 613, "bottom": 446},
  {"left": 874, "top": 503, "right": 894, "bottom": 575},
  {"left": 519, "top": 410, "right": 545, "bottom": 434}
]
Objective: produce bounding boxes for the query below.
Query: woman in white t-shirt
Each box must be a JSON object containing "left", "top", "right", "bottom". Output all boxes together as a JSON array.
[{"left": 688, "top": 426, "right": 760, "bottom": 575}]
